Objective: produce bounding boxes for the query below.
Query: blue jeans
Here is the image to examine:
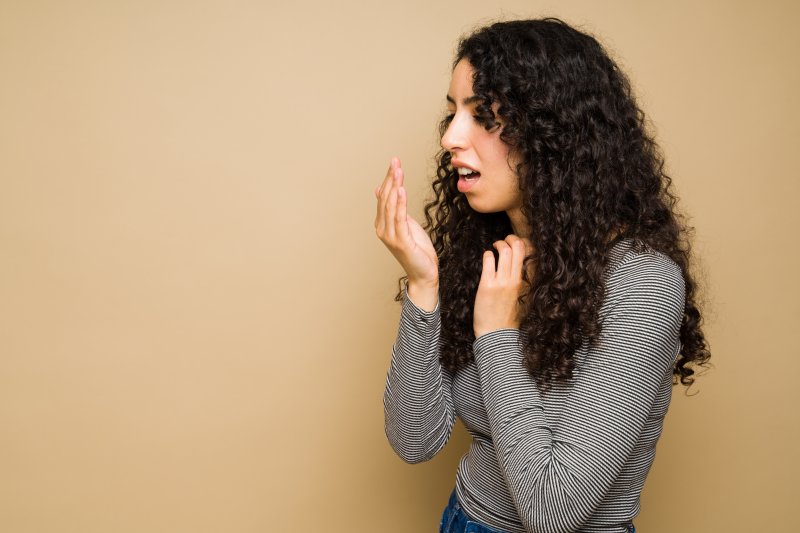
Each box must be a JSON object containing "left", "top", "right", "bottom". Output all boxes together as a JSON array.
[
  {"left": 439, "top": 488, "right": 636, "bottom": 533},
  {"left": 439, "top": 488, "right": 507, "bottom": 533}
]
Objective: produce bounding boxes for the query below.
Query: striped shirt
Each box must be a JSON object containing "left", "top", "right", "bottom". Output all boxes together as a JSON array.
[{"left": 383, "top": 238, "right": 685, "bottom": 533}]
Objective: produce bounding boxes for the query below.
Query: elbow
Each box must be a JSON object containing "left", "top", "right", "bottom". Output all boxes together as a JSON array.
[
  {"left": 386, "top": 437, "right": 436, "bottom": 465},
  {"left": 397, "top": 449, "right": 434, "bottom": 465},
  {"left": 514, "top": 481, "right": 598, "bottom": 533},
  {"left": 383, "top": 424, "right": 438, "bottom": 464},
  {"left": 383, "top": 403, "right": 453, "bottom": 464}
]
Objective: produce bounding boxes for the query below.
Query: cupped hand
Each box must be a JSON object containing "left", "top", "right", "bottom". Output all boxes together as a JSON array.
[
  {"left": 473, "top": 234, "right": 535, "bottom": 338},
  {"left": 373, "top": 157, "right": 439, "bottom": 286}
]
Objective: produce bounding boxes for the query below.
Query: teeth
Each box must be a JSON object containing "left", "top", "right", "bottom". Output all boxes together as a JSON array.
[{"left": 457, "top": 167, "right": 476, "bottom": 176}]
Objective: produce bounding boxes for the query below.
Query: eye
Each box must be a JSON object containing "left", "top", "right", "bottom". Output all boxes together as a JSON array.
[
  {"left": 478, "top": 115, "right": 502, "bottom": 132},
  {"left": 443, "top": 113, "right": 454, "bottom": 123}
]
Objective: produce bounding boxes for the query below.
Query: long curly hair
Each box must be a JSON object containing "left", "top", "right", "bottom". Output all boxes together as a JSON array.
[{"left": 394, "top": 18, "right": 711, "bottom": 389}]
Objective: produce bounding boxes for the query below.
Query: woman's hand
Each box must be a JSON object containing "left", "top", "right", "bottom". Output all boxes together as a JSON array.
[
  {"left": 374, "top": 157, "right": 439, "bottom": 287},
  {"left": 474, "top": 235, "right": 534, "bottom": 339}
]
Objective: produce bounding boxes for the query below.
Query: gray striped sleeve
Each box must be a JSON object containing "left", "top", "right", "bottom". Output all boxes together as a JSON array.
[
  {"left": 472, "top": 253, "right": 685, "bottom": 533},
  {"left": 383, "top": 281, "right": 455, "bottom": 464}
]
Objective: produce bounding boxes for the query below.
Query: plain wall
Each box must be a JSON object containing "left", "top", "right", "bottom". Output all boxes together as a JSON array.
[{"left": 1, "top": 0, "right": 798, "bottom": 531}]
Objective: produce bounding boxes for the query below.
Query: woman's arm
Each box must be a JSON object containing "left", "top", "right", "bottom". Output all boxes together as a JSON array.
[
  {"left": 383, "top": 280, "right": 456, "bottom": 464},
  {"left": 474, "top": 253, "right": 685, "bottom": 533}
]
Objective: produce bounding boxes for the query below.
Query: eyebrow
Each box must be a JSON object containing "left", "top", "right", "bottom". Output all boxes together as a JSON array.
[{"left": 446, "top": 94, "right": 482, "bottom": 106}]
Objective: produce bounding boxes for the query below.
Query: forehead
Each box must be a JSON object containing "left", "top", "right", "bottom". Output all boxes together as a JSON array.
[
  {"left": 447, "top": 59, "right": 476, "bottom": 102},
  {"left": 447, "top": 59, "right": 501, "bottom": 113}
]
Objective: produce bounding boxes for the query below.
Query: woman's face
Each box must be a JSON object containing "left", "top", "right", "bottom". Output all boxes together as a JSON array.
[{"left": 441, "top": 59, "right": 523, "bottom": 215}]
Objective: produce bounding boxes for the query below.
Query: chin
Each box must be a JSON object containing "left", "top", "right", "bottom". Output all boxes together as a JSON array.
[{"left": 466, "top": 199, "right": 501, "bottom": 214}]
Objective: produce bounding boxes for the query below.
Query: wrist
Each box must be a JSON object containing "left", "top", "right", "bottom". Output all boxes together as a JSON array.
[
  {"left": 406, "top": 279, "right": 439, "bottom": 313},
  {"left": 407, "top": 276, "right": 438, "bottom": 289},
  {"left": 474, "top": 324, "right": 520, "bottom": 339},
  {"left": 473, "top": 330, "right": 521, "bottom": 357},
  {"left": 472, "top": 320, "right": 519, "bottom": 339}
]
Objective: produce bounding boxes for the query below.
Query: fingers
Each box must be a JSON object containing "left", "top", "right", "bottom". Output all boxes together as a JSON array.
[
  {"left": 375, "top": 157, "right": 408, "bottom": 245},
  {"left": 376, "top": 158, "right": 396, "bottom": 204},
  {"left": 503, "top": 235, "right": 527, "bottom": 281},
  {"left": 375, "top": 161, "right": 391, "bottom": 225},
  {"left": 485, "top": 235, "right": 528, "bottom": 285},
  {"left": 524, "top": 239, "right": 534, "bottom": 256},
  {"left": 378, "top": 161, "right": 397, "bottom": 222},
  {"left": 396, "top": 158, "right": 404, "bottom": 187},
  {"left": 379, "top": 157, "right": 400, "bottom": 197},
  {"left": 383, "top": 164, "right": 406, "bottom": 241},
  {"left": 375, "top": 157, "right": 399, "bottom": 228},
  {"left": 384, "top": 174, "right": 399, "bottom": 240},
  {"left": 492, "top": 240, "right": 513, "bottom": 279},
  {"left": 394, "top": 177, "right": 408, "bottom": 242},
  {"left": 481, "top": 250, "right": 496, "bottom": 281}
]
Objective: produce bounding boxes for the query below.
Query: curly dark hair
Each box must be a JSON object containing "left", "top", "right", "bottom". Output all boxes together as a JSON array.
[{"left": 394, "top": 18, "right": 711, "bottom": 389}]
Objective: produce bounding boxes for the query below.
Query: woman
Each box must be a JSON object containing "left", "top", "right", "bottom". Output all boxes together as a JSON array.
[{"left": 373, "top": 18, "right": 710, "bottom": 533}]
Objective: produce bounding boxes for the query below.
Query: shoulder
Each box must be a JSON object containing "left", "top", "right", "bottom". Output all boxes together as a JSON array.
[
  {"left": 584, "top": 240, "right": 686, "bottom": 371},
  {"left": 602, "top": 239, "right": 686, "bottom": 326}
]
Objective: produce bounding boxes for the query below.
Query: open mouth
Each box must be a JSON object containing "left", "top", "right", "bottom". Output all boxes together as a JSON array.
[
  {"left": 457, "top": 167, "right": 481, "bottom": 180},
  {"left": 456, "top": 167, "right": 481, "bottom": 192}
]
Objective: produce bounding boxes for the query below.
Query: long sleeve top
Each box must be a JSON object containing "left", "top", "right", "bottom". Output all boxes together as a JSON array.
[{"left": 383, "top": 238, "right": 685, "bottom": 533}]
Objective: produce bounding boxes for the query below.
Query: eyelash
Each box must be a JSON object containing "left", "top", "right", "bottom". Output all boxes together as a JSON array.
[
  {"left": 444, "top": 112, "right": 498, "bottom": 130},
  {"left": 444, "top": 113, "right": 484, "bottom": 123}
]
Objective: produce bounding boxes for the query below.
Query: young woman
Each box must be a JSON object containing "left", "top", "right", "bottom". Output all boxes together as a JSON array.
[{"left": 373, "top": 18, "right": 710, "bottom": 533}]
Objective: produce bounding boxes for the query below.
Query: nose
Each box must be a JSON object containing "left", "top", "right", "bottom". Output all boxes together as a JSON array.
[{"left": 440, "top": 113, "right": 467, "bottom": 153}]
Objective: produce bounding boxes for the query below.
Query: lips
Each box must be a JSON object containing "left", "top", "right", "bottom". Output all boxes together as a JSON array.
[
  {"left": 451, "top": 160, "right": 480, "bottom": 192},
  {"left": 455, "top": 169, "right": 480, "bottom": 193}
]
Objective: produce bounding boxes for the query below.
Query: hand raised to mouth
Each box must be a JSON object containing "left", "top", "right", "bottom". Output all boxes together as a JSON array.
[{"left": 373, "top": 156, "right": 440, "bottom": 311}]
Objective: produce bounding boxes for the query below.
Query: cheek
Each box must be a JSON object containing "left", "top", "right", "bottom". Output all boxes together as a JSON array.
[{"left": 488, "top": 134, "right": 511, "bottom": 158}]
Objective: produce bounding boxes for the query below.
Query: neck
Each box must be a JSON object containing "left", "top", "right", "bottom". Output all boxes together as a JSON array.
[{"left": 507, "top": 207, "right": 531, "bottom": 239}]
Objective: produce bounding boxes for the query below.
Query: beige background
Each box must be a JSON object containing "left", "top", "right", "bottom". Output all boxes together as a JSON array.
[{"left": 1, "top": 0, "right": 797, "bottom": 531}]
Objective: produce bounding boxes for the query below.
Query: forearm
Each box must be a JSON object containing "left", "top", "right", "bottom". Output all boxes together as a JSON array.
[
  {"left": 383, "top": 282, "right": 455, "bottom": 463},
  {"left": 472, "top": 259, "right": 683, "bottom": 533},
  {"left": 406, "top": 279, "right": 439, "bottom": 313},
  {"left": 473, "top": 330, "right": 606, "bottom": 533}
]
